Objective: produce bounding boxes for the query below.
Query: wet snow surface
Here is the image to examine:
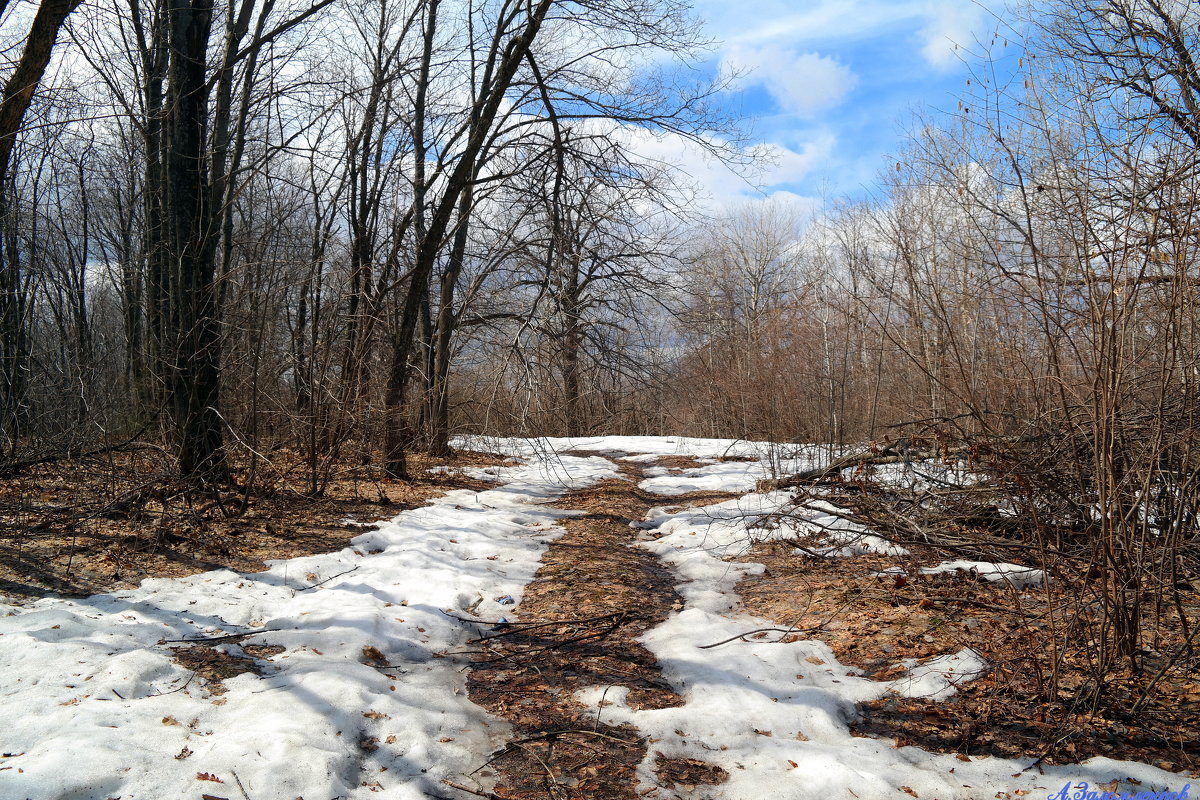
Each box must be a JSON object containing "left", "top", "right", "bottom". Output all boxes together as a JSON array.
[{"left": 0, "top": 436, "right": 1188, "bottom": 799}]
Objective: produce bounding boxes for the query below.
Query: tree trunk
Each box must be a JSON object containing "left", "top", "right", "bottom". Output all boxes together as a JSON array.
[
  {"left": 0, "top": 0, "right": 82, "bottom": 182},
  {"left": 0, "top": 0, "right": 81, "bottom": 453},
  {"left": 163, "top": 0, "right": 229, "bottom": 484},
  {"left": 428, "top": 188, "right": 472, "bottom": 457}
]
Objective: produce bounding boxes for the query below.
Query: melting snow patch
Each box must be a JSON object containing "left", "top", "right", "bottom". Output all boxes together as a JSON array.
[
  {"left": 920, "top": 560, "right": 1046, "bottom": 588},
  {"left": 886, "top": 648, "right": 989, "bottom": 701},
  {"left": 783, "top": 499, "right": 910, "bottom": 558}
]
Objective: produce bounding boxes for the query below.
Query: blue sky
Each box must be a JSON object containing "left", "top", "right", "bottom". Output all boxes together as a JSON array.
[{"left": 659, "top": 0, "right": 1015, "bottom": 207}]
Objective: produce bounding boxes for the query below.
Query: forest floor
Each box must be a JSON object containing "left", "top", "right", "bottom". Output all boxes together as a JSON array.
[
  {"left": 0, "top": 448, "right": 508, "bottom": 597},
  {"left": 0, "top": 437, "right": 1196, "bottom": 800}
]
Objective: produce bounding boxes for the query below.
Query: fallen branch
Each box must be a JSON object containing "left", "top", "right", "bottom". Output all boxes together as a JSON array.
[
  {"left": 466, "top": 613, "right": 632, "bottom": 664},
  {"left": 0, "top": 408, "right": 166, "bottom": 479},
  {"left": 299, "top": 565, "right": 358, "bottom": 590},
  {"left": 760, "top": 443, "right": 974, "bottom": 490},
  {"left": 470, "top": 611, "right": 631, "bottom": 643},
  {"left": 161, "top": 628, "right": 277, "bottom": 644},
  {"left": 698, "top": 624, "right": 819, "bottom": 649},
  {"left": 442, "top": 608, "right": 635, "bottom": 639}
]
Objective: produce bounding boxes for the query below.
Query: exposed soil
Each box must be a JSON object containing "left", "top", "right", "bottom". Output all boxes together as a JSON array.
[
  {"left": 168, "top": 642, "right": 285, "bottom": 694},
  {"left": 463, "top": 458, "right": 742, "bottom": 800},
  {"left": 0, "top": 448, "right": 507, "bottom": 598}
]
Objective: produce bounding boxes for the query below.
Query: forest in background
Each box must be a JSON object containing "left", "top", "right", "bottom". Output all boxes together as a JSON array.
[
  {"left": 1, "top": 0, "right": 1199, "bottom": 742},
  {"left": 0, "top": 0, "right": 1194, "bottom": 471}
]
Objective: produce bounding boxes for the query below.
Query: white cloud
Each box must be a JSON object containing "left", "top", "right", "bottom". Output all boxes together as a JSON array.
[
  {"left": 722, "top": 44, "right": 859, "bottom": 116},
  {"left": 693, "top": 0, "right": 905, "bottom": 46},
  {"left": 918, "top": 1, "right": 988, "bottom": 69},
  {"left": 616, "top": 124, "right": 833, "bottom": 211},
  {"left": 693, "top": 0, "right": 995, "bottom": 71}
]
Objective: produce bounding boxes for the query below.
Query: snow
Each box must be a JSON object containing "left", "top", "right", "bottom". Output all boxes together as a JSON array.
[
  {"left": 457, "top": 435, "right": 831, "bottom": 495},
  {"left": 457, "top": 434, "right": 787, "bottom": 460},
  {"left": 638, "top": 459, "right": 780, "bottom": 495},
  {"left": 0, "top": 436, "right": 1188, "bottom": 800},
  {"left": 781, "top": 497, "right": 911, "bottom": 557},
  {"left": 0, "top": 452, "right": 619, "bottom": 800},
  {"left": 920, "top": 560, "right": 1048, "bottom": 589}
]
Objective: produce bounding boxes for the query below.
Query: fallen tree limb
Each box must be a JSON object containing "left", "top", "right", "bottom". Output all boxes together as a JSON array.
[
  {"left": 698, "top": 624, "right": 822, "bottom": 649},
  {"left": 762, "top": 434, "right": 1057, "bottom": 491},
  {"left": 0, "top": 406, "right": 167, "bottom": 479},
  {"left": 759, "top": 443, "right": 974, "bottom": 491}
]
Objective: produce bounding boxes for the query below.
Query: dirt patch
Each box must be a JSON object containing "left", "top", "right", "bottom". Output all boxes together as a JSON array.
[
  {"left": 648, "top": 455, "right": 711, "bottom": 471},
  {"left": 168, "top": 642, "right": 284, "bottom": 694},
  {"left": 0, "top": 449, "right": 506, "bottom": 598},
  {"left": 464, "top": 458, "right": 743, "bottom": 800},
  {"left": 654, "top": 753, "right": 729, "bottom": 792}
]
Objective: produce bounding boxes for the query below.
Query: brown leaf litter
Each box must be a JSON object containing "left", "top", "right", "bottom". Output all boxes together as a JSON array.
[
  {"left": 735, "top": 527, "right": 1200, "bottom": 774},
  {"left": 0, "top": 449, "right": 507, "bottom": 598}
]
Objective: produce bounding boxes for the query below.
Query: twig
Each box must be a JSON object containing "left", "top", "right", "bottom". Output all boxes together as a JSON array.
[
  {"left": 511, "top": 728, "right": 638, "bottom": 746},
  {"left": 698, "top": 625, "right": 818, "bottom": 649},
  {"left": 162, "top": 628, "right": 277, "bottom": 643},
  {"left": 299, "top": 565, "right": 358, "bottom": 590},
  {"left": 232, "top": 770, "right": 252, "bottom": 800},
  {"left": 155, "top": 670, "right": 197, "bottom": 695},
  {"left": 470, "top": 611, "right": 631, "bottom": 643},
  {"left": 465, "top": 614, "right": 629, "bottom": 663},
  {"left": 443, "top": 608, "right": 632, "bottom": 630},
  {"left": 442, "top": 779, "right": 512, "bottom": 799}
]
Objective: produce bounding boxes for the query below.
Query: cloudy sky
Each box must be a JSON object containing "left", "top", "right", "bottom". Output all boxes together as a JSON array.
[{"left": 666, "top": 0, "right": 1011, "bottom": 208}]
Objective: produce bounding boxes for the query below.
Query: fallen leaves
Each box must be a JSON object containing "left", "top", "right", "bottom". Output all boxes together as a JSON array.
[{"left": 654, "top": 753, "right": 729, "bottom": 790}]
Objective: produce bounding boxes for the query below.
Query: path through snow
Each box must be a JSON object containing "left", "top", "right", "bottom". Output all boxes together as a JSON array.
[{"left": 0, "top": 436, "right": 1192, "bottom": 800}]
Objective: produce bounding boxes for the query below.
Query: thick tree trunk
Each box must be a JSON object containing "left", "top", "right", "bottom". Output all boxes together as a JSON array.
[
  {"left": 163, "top": 0, "right": 229, "bottom": 485},
  {"left": 0, "top": 0, "right": 82, "bottom": 182},
  {"left": 0, "top": 194, "right": 29, "bottom": 454},
  {"left": 383, "top": 0, "right": 553, "bottom": 476},
  {"left": 134, "top": 0, "right": 171, "bottom": 417},
  {"left": 559, "top": 244, "right": 584, "bottom": 438}
]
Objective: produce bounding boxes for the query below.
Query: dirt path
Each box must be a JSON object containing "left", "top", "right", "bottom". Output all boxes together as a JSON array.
[{"left": 463, "top": 458, "right": 741, "bottom": 800}]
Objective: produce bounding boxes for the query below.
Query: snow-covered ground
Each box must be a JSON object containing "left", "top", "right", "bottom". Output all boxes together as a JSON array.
[
  {"left": 0, "top": 454, "right": 618, "bottom": 800},
  {"left": 0, "top": 436, "right": 1190, "bottom": 800}
]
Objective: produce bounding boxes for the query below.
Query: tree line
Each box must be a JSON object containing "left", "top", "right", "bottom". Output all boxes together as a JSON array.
[{"left": 0, "top": 0, "right": 730, "bottom": 489}]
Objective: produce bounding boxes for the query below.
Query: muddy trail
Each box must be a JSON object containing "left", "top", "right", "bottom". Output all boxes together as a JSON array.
[{"left": 462, "top": 457, "right": 742, "bottom": 800}]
